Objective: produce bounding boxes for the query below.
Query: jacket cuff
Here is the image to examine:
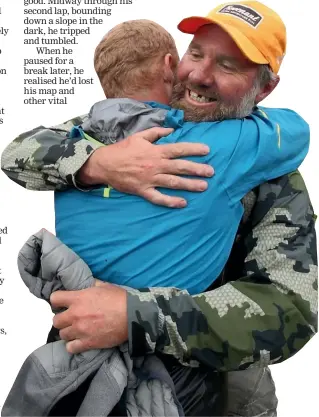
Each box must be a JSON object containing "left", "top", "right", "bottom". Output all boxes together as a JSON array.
[
  {"left": 58, "top": 139, "right": 102, "bottom": 190},
  {"left": 127, "top": 289, "right": 165, "bottom": 357}
]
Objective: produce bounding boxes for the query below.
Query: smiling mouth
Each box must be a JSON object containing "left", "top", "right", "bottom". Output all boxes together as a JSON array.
[{"left": 188, "top": 89, "right": 217, "bottom": 104}]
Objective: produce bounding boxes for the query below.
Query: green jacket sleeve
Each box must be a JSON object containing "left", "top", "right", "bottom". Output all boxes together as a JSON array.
[
  {"left": 127, "top": 171, "right": 318, "bottom": 371},
  {"left": 1, "top": 114, "right": 101, "bottom": 190}
]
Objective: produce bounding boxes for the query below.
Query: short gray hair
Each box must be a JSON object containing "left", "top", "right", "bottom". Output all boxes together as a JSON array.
[{"left": 256, "top": 65, "right": 278, "bottom": 88}]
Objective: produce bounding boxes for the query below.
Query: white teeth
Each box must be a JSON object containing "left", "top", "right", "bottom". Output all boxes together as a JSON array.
[{"left": 189, "top": 90, "right": 214, "bottom": 103}]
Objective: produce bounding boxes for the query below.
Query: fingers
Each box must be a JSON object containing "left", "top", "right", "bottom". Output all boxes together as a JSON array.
[
  {"left": 66, "top": 339, "right": 87, "bottom": 355},
  {"left": 139, "top": 127, "right": 174, "bottom": 143},
  {"left": 141, "top": 188, "right": 187, "bottom": 208},
  {"left": 161, "top": 159, "right": 214, "bottom": 177},
  {"left": 50, "top": 290, "right": 76, "bottom": 309},
  {"left": 59, "top": 325, "right": 77, "bottom": 341},
  {"left": 53, "top": 309, "right": 73, "bottom": 329},
  {"left": 159, "top": 142, "right": 210, "bottom": 159},
  {"left": 154, "top": 175, "right": 208, "bottom": 192}
]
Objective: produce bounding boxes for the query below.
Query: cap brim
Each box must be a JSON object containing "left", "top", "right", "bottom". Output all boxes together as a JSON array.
[{"left": 178, "top": 16, "right": 268, "bottom": 66}]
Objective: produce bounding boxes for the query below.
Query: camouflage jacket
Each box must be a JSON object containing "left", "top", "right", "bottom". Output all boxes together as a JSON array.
[{"left": 1, "top": 115, "right": 318, "bottom": 371}]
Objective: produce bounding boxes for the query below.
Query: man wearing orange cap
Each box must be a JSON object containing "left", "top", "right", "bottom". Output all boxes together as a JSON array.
[
  {"left": 1, "top": 2, "right": 317, "bottom": 416},
  {"left": 172, "top": 1, "right": 286, "bottom": 121},
  {"left": 179, "top": 1, "right": 285, "bottom": 72}
]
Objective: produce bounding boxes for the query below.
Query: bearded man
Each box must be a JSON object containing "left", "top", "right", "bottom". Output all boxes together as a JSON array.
[{"left": 1, "top": 2, "right": 317, "bottom": 416}]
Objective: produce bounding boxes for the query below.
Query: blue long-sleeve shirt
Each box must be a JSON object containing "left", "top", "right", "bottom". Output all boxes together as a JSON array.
[{"left": 55, "top": 99, "right": 309, "bottom": 294}]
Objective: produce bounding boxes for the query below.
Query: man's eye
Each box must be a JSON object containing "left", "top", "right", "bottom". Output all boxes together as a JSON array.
[
  {"left": 220, "top": 62, "right": 236, "bottom": 71},
  {"left": 190, "top": 50, "right": 202, "bottom": 59}
]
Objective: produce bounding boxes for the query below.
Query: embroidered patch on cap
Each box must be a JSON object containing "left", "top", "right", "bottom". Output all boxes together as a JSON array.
[{"left": 218, "top": 4, "right": 263, "bottom": 27}]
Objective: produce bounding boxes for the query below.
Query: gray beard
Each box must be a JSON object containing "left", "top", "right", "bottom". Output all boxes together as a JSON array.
[{"left": 170, "top": 82, "right": 259, "bottom": 122}]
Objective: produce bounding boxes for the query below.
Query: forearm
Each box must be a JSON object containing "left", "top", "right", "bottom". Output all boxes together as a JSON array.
[
  {"left": 128, "top": 172, "right": 318, "bottom": 370},
  {"left": 1, "top": 115, "right": 99, "bottom": 191},
  {"left": 128, "top": 281, "right": 315, "bottom": 370}
]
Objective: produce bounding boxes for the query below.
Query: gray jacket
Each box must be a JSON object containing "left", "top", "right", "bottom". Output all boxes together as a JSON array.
[
  {"left": 80, "top": 98, "right": 179, "bottom": 144},
  {"left": 2, "top": 229, "right": 182, "bottom": 417}
]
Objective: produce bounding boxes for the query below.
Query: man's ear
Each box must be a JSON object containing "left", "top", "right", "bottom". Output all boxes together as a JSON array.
[
  {"left": 255, "top": 76, "right": 280, "bottom": 104},
  {"left": 163, "top": 53, "right": 174, "bottom": 83}
]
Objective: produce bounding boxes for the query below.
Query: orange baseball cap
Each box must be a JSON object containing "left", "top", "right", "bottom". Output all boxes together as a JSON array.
[{"left": 178, "top": 1, "right": 286, "bottom": 74}]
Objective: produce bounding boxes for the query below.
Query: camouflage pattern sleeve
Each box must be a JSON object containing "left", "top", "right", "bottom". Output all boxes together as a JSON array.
[
  {"left": 1, "top": 114, "right": 102, "bottom": 191},
  {"left": 127, "top": 170, "right": 318, "bottom": 371}
]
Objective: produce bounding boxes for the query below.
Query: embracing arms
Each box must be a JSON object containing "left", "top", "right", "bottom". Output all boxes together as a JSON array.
[
  {"left": 127, "top": 171, "right": 317, "bottom": 370},
  {"left": 1, "top": 115, "right": 213, "bottom": 208}
]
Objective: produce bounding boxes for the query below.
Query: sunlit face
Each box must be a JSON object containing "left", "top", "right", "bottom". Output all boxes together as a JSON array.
[{"left": 171, "top": 24, "right": 262, "bottom": 121}]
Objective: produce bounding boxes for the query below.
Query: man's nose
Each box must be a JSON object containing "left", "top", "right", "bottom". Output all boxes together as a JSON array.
[{"left": 188, "top": 65, "right": 215, "bottom": 87}]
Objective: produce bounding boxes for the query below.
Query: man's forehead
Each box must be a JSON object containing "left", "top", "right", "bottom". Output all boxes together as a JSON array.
[
  {"left": 191, "top": 24, "right": 237, "bottom": 46},
  {"left": 188, "top": 25, "right": 250, "bottom": 61}
]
